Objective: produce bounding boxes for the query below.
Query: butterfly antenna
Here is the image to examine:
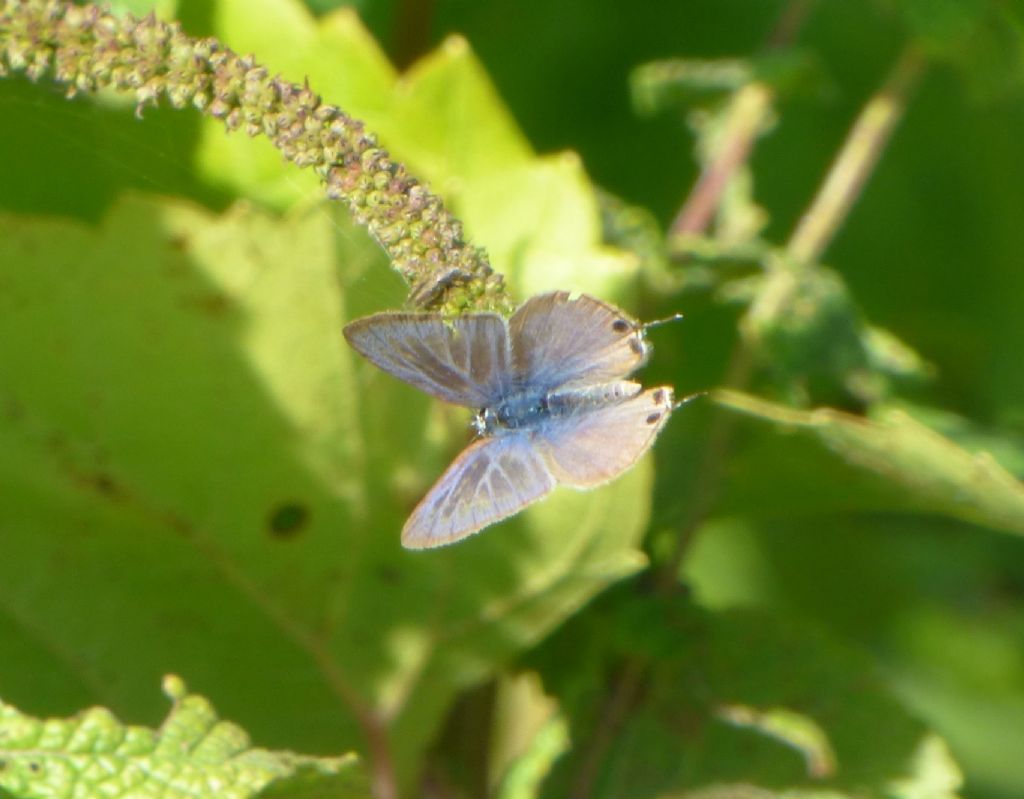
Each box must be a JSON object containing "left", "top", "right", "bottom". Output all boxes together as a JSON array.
[
  {"left": 672, "top": 390, "right": 707, "bottom": 411},
  {"left": 644, "top": 312, "right": 685, "bottom": 331}
]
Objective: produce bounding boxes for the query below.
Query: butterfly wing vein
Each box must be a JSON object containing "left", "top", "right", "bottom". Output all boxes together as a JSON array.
[
  {"left": 402, "top": 435, "right": 556, "bottom": 548},
  {"left": 343, "top": 313, "right": 511, "bottom": 407}
]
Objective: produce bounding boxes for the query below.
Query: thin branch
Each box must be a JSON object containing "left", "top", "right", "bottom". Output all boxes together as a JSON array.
[
  {"left": 669, "top": 0, "right": 815, "bottom": 238},
  {"left": 787, "top": 44, "right": 927, "bottom": 264},
  {"left": 765, "top": 0, "right": 816, "bottom": 50},
  {"left": 669, "top": 82, "right": 773, "bottom": 237},
  {"left": 568, "top": 658, "right": 647, "bottom": 799},
  {"left": 661, "top": 42, "right": 928, "bottom": 587},
  {"left": 569, "top": 7, "right": 822, "bottom": 788}
]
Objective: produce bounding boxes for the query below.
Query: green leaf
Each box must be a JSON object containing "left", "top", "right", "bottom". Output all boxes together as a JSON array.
[
  {"left": 885, "top": 0, "right": 1024, "bottom": 101},
  {"left": 715, "top": 389, "right": 1024, "bottom": 536},
  {"left": 741, "top": 265, "right": 931, "bottom": 405},
  {"left": 492, "top": 715, "right": 569, "bottom": 799},
  {"left": 0, "top": 1, "right": 661, "bottom": 789},
  {"left": 525, "top": 582, "right": 959, "bottom": 798},
  {"left": 107, "top": 0, "right": 178, "bottom": 20},
  {"left": 0, "top": 676, "right": 368, "bottom": 799},
  {"left": 0, "top": 188, "right": 649, "bottom": 788},
  {"left": 630, "top": 52, "right": 826, "bottom": 116}
]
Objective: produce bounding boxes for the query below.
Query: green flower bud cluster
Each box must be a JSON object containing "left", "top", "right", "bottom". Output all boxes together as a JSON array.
[{"left": 0, "top": 0, "right": 509, "bottom": 313}]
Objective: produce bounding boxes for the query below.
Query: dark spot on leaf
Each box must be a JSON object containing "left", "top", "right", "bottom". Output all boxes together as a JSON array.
[
  {"left": 268, "top": 502, "right": 310, "bottom": 539},
  {"left": 377, "top": 565, "right": 402, "bottom": 584},
  {"left": 646, "top": 412, "right": 662, "bottom": 425},
  {"left": 612, "top": 319, "right": 630, "bottom": 333},
  {"left": 28, "top": 761, "right": 40, "bottom": 772},
  {"left": 1, "top": 395, "right": 24, "bottom": 421},
  {"left": 93, "top": 473, "right": 117, "bottom": 495},
  {"left": 182, "top": 292, "right": 231, "bottom": 316},
  {"left": 65, "top": 465, "right": 126, "bottom": 502}
]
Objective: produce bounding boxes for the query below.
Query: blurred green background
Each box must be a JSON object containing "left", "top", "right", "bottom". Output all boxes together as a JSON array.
[{"left": 1, "top": 1, "right": 1023, "bottom": 797}]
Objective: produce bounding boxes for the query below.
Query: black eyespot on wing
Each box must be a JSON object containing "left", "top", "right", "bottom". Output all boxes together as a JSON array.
[
  {"left": 652, "top": 388, "right": 666, "bottom": 404},
  {"left": 646, "top": 412, "right": 662, "bottom": 425},
  {"left": 612, "top": 319, "right": 631, "bottom": 333}
]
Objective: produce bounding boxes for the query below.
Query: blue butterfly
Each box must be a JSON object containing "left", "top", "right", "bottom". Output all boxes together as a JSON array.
[{"left": 343, "top": 291, "right": 677, "bottom": 548}]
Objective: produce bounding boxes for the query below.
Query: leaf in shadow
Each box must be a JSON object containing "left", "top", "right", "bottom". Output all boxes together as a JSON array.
[
  {"left": 524, "top": 580, "right": 960, "bottom": 799},
  {"left": 715, "top": 389, "right": 1024, "bottom": 537}
]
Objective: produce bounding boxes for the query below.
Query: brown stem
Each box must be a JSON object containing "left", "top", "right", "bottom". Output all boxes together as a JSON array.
[
  {"left": 568, "top": 659, "right": 647, "bottom": 799},
  {"left": 669, "top": 82, "right": 773, "bottom": 238},
  {"left": 307, "top": 649, "right": 399, "bottom": 799},
  {"left": 365, "top": 713, "right": 401, "bottom": 799},
  {"left": 569, "top": 7, "right": 820, "bottom": 791},
  {"left": 765, "top": 0, "right": 817, "bottom": 49},
  {"left": 668, "top": 0, "right": 815, "bottom": 238},
  {"left": 663, "top": 43, "right": 928, "bottom": 586},
  {"left": 786, "top": 44, "right": 927, "bottom": 264}
]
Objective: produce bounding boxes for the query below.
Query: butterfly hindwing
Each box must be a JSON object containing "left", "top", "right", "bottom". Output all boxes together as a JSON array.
[
  {"left": 532, "top": 384, "right": 675, "bottom": 488},
  {"left": 402, "top": 433, "right": 557, "bottom": 548}
]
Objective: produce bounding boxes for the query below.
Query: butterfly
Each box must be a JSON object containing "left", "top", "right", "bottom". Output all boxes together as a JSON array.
[{"left": 343, "top": 291, "right": 679, "bottom": 549}]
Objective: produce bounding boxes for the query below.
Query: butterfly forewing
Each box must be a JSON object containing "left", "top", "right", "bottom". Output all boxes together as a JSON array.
[
  {"left": 402, "top": 433, "right": 557, "bottom": 548},
  {"left": 343, "top": 313, "right": 511, "bottom": 407},
  {"left": 508, "top": 292, "right": 649, "bottom": 392},
  {"left": 532, "top": 385, "right": 675, "bottom": 488}
]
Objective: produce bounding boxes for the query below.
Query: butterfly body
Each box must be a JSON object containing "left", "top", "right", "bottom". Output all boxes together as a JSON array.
[
  {"left": 343, "top": 291, "right": 678, "bottom": 548},
  {"left": 474, "top": 390, "right": 551, "bottom": 434}
]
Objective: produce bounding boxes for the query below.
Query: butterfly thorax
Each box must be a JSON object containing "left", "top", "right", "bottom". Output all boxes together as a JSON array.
[
  {"left": 472, "top": 381, "right": 641, "bottom": 437},
  {"left": 473, "top": 392, "right": 550, "bottom": 436}
]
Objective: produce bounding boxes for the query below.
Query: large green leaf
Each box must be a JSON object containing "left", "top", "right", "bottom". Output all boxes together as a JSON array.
[
  {"left": 525, "top": 581, "right": 960, "bottom": 799},
  {"left": 0, "top": 0, "right": 665, "bottom": 791},
  {"left": 0, "top": 186, "right": 647, "bottom": 791},
  {"left": 685, "top": 393, "right": 1024, "bottom": 794}
]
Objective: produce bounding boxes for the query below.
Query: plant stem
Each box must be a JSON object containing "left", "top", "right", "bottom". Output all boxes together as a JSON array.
[
  {"left": 568, "top": 658, "right": 646, "bottom": 799},
  {"left": 660, "top": 44, "right": 927, "bottom": 588},
  {"left": 787, "top": 44, "right": 927, "bottom": 264},
  {"left": 570, "top": 8, "right": 823, "bottom": 788},
  {"left": 765, "top": 0, "right": 817, "bottom": 49},
  {"left": 669, "top": 0, "right": 815, "bottom": 239},
  {"left": 669, "top": 82, "right": 774, "bottom": 237}
]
